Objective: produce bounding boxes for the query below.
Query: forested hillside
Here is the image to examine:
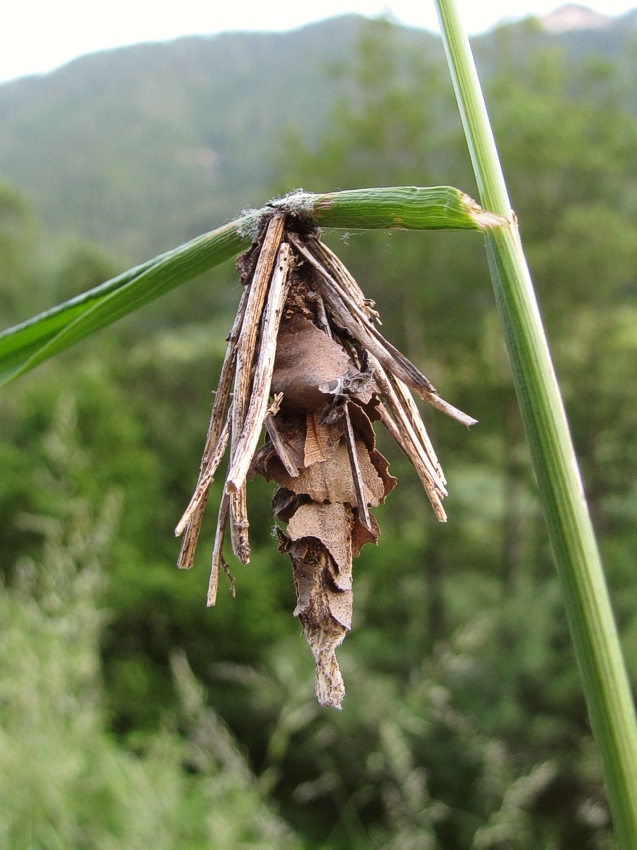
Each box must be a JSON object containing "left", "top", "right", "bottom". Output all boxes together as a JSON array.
[
  {"left": 0, "top": 15, "right": 399, "bottom": 259},
  {"left": 1, "top": 11, "right": 637, "bottom": 260},
  {"left": 2, "top": 12, "right": 637, "bottom": 850}
]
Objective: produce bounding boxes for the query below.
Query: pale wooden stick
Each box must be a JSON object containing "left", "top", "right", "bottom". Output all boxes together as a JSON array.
[
  {"left": 377, "top": 403, "right": 447, "bottom": 522},
  {"left": 311, "top": 238, "right": 380, "bottom": 323},
  {"left": 262, "top": 391, "right": 298, "bottom": 476},
  {"left": 229, "top": 213, "right": 286, "bottom": 562},
  {"left": 316, "top": 236, "right": 451, "bottom": 499},
  {"left": 291, "top": 233, "right": 476, "bottom": 427},
  {"left": 226, "top": 242, "right": 293, "bottom": 493},
  {"left": 343, "top": 402, "right": 373, "bottom": 531},
  {"left": 175, "top": 416, "right": 231, "bottom": 536},
  {"left": 265, "top": 415, "right": 300, "bottom": 477},
  {"left": 290, "top": 237, "right": 434, "bottom": 390},
  {"left": 176, "top": 516, "right": 204, "bottom": 572},
  {"left": 230, "top": 487, "right": 251, "bottom": 564},
  {"left": 317, "top": 238, "right": 474, "bottom": 432},
  {"left": 373, "top": 357, "right": 448, "bottom": 521},
  {"left": 207, "top": 493, "right": 230, "bottom": 606},
  {"left": 176, "top": 289, "right": 248, "bottom": 569},
  {"left": 308, "top": 290, "right": 333, "bottom": 337},
  {"left": 386, "top": 371, "right": 446, "bottom": 486},
  {"left": 377, "top": 403, "right": 410, "bottom": 454},
  {"left": 372, "top": 358, "right": 446, "bottom": 492},
  {"left": 199, "top": 289, "right": 249, "bottom": 473}
]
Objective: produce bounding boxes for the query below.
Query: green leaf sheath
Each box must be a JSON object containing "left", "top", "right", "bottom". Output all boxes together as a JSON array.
[
  {"left": 0, "top": 186, "right": 496, "bottom": 388},
  {"left": 299, "top": 185, "right": 501, "bottom": 230},
  {"left": 435, "top": 1, "right": 637, "bottom": 845}
]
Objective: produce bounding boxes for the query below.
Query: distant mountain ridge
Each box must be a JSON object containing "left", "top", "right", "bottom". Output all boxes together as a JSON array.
[
  {"left": 0, "top": 10, "right": 636, "bottom": 261},
  {"left": 0, "top": 16, "right": 381, "bottom": 260},
  {"left": 540, "top": 4, "right": 615, "bottom": 31},
  {"left": 539, "top": 3, "right": 637, "bottom": 32}
]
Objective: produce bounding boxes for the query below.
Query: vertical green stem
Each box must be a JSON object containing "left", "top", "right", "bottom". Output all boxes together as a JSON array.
[{"left": 434, "top": 1, "right": 637, "bottom": 845}]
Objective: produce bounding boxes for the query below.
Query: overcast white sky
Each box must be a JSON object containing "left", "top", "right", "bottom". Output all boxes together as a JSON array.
[{"left": 1, "top": 0, "right": 636, "bottom": 84}]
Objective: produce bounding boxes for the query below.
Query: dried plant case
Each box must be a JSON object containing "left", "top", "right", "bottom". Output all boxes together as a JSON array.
[{"left": 176, "top": 207, "right": 476, "bottom": 708}]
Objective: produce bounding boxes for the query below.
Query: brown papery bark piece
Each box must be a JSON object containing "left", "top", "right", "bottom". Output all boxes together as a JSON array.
[
  {"left": 266, "top": 439, "right": 386, "bottom": 508},
  {"left": 287, "top": 502, "right": 353, "bottom": 578},
  {"left": 271, "top": 314, "right": 350, "bottom": 413},
  {"left": 281, "top": 533, "right": 350, "bottom": 709}
]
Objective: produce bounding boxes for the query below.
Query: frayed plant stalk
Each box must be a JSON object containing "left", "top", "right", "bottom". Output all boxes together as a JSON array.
[{"left": 175, "top": 206, "right": 476, "bottom": 708}]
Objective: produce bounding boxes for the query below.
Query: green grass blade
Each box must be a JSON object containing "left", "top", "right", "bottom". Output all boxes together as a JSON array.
[
  {"left": 0, "top": 186, "right": 497, "bottom": 388},
  {"left": 0, "top": 257, "right": 161, "bottom": 383},
  {"left": 435, "top": 1, "right": 637, "bottom": 845},
  {"left": 0, "top": 218, "right": 253, "bottom": 386}
]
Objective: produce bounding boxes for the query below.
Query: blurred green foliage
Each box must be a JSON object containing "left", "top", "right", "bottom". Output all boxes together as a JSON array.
[
  {"left": 0, "top": 395, "right": 301, "bottom": 849},
  {"left": 2, "top": 15, "right": 637, "bottom": 849}
]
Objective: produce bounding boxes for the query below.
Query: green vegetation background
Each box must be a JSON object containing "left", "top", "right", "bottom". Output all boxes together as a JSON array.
[{"left": 2, "top": 14, "right": 637, "bottom": 849}]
